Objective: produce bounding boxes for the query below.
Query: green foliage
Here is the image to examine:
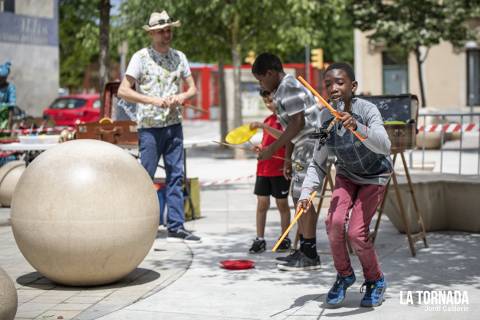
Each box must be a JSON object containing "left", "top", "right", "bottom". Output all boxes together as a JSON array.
[
  {"left": 310, "top": 0, "right": 354, "bottom": 64},
  {"left": 350, "top": 0, "right": 480, "bottom": 106},
  {"left": 351, "top": 0, "right": 478, "bottom": 51},
  {"left": 59, "top": 0, "right": 100, "bottom": 90},
  {"left": 117, "top": 0, "right": 353, "bottom": 64},
  {"left": 59, "top": 0, "right": 357, "bottom": 91}
]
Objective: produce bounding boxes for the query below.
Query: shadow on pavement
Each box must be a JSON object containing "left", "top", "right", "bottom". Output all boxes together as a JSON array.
[{"left": 16, "top": 267, "right": 161, "bottom": 291}]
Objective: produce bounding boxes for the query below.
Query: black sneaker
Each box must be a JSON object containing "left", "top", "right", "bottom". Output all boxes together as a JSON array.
[
  {"left": 276, "top": 237, "right": 291, "bottom": 252},
  {"left": 167, "top": 228, "right": 201, "bottom": 243},
  {"left": 276, "top": 249, "right": 301, "bottom": 264},
  {"left": 249, "top": 238, "right": 266, "bottom": 253},
  {"left": 277, "top": 252, "right": 321, "bottom": 271}
]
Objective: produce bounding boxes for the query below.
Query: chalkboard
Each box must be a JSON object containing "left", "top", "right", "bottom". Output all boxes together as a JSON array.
[{"left": 357, "top": 94, "right": 419, "bottom": 122}]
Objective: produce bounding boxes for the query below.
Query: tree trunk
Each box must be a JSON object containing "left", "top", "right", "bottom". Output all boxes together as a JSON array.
[
  {"left": 231, "top": 13, "right": 244, "bottom": 158},
  {"left": 231, "top": 12, "right": 242, "bottom": 128},
  {"left": 218, "top": 59, "right": 228, "bottom": 143},
  {"left": 99, "top": 0, "right": 110, "bottom": 106},
  {"left": 415, "top": 45, "right": 427, "bottom": 107}
]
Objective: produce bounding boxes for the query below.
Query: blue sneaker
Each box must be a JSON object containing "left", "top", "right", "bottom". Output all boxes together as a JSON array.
[
  {"left": 360, "top": 276, "right": 387, "bottom": 307},
  {"left": 326, "top": 272, "right": 356, "bottom": 306}
]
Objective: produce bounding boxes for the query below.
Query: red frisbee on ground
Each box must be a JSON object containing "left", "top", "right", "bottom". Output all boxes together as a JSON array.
[{"left": 220, "top": 259, "right": 255, "bottom": 270}]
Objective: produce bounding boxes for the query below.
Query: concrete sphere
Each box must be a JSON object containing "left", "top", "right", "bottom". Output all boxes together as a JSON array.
[
  {"left": 11, "top": 140, "right": 159, "bottom": 286},
  {"left": 0, "top": 266, "right": 17, "bottom": 320},
  {"left": 0, "top": 161, "right": 26, "bottom": 207}
]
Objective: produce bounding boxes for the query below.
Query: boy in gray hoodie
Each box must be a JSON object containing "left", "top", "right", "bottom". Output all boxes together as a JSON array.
[{"left": 298, "top": 63, "right": 392, "bottom": 308}]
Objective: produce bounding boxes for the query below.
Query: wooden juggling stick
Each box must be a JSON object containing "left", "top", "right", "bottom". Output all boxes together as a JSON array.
[
  {"left": 297, "top": 76, "right": 366, "bottom": 142},
  {"left": 272, "top": 191, "right": 317, "bottom": 252}
]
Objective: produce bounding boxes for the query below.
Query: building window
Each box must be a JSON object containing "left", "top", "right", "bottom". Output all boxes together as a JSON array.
[
  {"left": 0, "top": 0, "right": 15, "bottom": 12},
  {"left": 382, "top": 49, "right": 409, "bottom": 95},
  {"left": 467, "top": 49, "right": 480, "bottom": 106}
]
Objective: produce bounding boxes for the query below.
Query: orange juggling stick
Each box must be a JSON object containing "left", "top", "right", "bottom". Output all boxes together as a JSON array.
[
  {"left": 272, "top": 191, "right": 317, "bottom": 252},
  {"left": 297, "top": 76, "right": 366, "bottom": 142}
]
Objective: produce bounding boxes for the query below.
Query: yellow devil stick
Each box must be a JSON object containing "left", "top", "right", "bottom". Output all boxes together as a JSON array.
[{"left": 272, "top": 191, "right": 317, "bottom": 252}]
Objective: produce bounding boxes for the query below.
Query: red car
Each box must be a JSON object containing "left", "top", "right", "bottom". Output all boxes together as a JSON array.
[{"left": 43, "top": 94, "right": 101, "bottom": 126}]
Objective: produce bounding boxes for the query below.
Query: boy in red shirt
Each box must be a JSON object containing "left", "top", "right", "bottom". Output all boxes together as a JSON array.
[{"left": 249, "top": 90, "right": 291, "bottom": 253}]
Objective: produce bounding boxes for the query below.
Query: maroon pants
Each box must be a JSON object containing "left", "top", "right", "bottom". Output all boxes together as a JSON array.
[{"left": 325, "top": 174, "right": 386, "bottom": 281}]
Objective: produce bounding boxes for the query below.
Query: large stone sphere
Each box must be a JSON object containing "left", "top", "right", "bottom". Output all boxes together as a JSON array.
[
  {"left": 0, "top": 160, "right": 26, "bottom": 207},
  {"left": 11, "top": 139, "right": 159, "bottom": 286},
  {"left": 0, "top": 266, "right": 17, "bottom": 320}
]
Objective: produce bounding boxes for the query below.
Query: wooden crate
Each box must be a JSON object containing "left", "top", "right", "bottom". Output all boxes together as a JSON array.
[
  {"left": 385, "top": 123, "right": 416, "bottom": 152},
  {"left": 76, "top": 120, "right": 138, "bottom": 146}
]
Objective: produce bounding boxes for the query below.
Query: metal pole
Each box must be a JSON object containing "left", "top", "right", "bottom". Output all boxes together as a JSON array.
[
  {"left": 305, "top": 45, "right": 310, "bottom": 82},
  {"left": 409, "top": 149, "right": 413, "bottom": 169},
  {"left": 440, "top": 115, "right": 444, "bottom": 174},
  {"left": 478, "top": 115, "right": 480, "bottom": 175},
  {"left": 422, "top": 114, "right": 426, "bottom": 170},
  {"left": 459, "top": 115, "right": 464, "bottom": 174}
]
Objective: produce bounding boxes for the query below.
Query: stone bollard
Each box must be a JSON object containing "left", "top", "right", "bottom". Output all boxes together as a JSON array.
[{"left": 0, "top": 266, "right": 17, "bottom": 320}]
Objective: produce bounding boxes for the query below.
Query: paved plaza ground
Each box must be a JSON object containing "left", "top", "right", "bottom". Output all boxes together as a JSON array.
[{"left": 0, "top": 120, "right": 478, "bottom": 319}]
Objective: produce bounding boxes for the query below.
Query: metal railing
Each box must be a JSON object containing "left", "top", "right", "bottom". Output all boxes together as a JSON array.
[{"left": 410, "top": 112, "right": 480, "bottom": 175}]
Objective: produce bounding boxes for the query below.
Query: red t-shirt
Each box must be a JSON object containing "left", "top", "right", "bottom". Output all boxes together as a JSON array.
[{"left": 257, "top": 114, "right": 286, "bottom": 177}]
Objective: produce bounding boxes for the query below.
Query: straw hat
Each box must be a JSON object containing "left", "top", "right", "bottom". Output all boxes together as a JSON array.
[{"left": 143, "top": 11, "right": 181, "bottom": 31}]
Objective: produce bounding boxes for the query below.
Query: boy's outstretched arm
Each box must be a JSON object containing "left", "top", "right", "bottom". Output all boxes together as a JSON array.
[
  {"left": 257, "top": 112, "right": 304, "bottom": 160},
  {"left": 249, "top": 122, "right": 283, "bottom": 139}
]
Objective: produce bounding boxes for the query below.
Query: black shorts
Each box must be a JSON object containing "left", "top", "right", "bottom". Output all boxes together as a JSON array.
[{"left": 254, "top": 176, "right": 291, "bottom": 199}]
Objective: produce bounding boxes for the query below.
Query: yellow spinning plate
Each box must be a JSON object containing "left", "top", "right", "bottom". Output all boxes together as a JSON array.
[{"left": 225, "top": 124, "right": 258, "bottom": 145}]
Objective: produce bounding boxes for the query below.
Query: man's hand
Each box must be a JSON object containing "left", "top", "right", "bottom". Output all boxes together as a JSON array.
[
  {"left": 257, "top": 146, "right": 274, "bottom": 160},
  {"left": 249, "top": 121, "right": 264, "bottom": 130},
  {"left": 296, "top": 198, "right": 311, "bottom": 212},
  {"left": 150, "top": 97, "right": 167, "bottom": 108},
  {"left": 162, "top": 94, "right": 185, "bottom": 109},
  {"left": 338, "top": 111, "right": 357, "bottom": 131},
  {"left": 169, "top": 94, "right": 187, "bottom": 107},
  {"left": 283, "top": 161, "right": 292, "bottom": 180}
]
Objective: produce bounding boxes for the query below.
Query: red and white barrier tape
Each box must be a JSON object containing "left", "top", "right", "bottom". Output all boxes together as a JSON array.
[
  {"left": 418, "top": 123, "right": 478, "bottom": 133},
  {"left": 200, "top": 174, "right": 255, "bottom": 187},
  {"left": 0, "top": 126, "right": 75, "bottom": 134}
]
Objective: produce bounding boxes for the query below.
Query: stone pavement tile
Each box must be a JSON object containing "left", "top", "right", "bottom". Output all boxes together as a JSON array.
[
  {"left": 16, "top": 302, "right": 57, "bottom": 319},
  {"left": 64, "top": 295, "right": 108, "bottom": 304},
  {"left": 75, "top": 290, "right": 114, "bottom": 297},
  {"left": 98, "top": 310, "right": 260, "bottom": 320},
  {"left": 17, "top": 289, "right": 45, "bottom": 304},
  {"left": 28, "top": 294, "right": 72, "bottom": 304},
  {"left": 35, "top": 309, "right": 81, "bottom": 320},
  {"left": 51, "top": 303, "right": 92, "bottom": 311}
]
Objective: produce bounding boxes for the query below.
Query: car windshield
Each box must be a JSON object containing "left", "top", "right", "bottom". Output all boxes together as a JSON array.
[{"left": 50, "top": 98, "right": 86, "bottom": 110}]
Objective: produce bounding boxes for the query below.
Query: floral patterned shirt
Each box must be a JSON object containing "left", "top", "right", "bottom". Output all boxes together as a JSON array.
[{"left": 125, "top": 47, "right": 192, "bottom": 128}]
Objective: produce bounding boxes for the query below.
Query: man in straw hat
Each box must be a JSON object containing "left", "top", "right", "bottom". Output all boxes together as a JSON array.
[{"left": 118, "top": 10, "right": 201, "bottom": 243}]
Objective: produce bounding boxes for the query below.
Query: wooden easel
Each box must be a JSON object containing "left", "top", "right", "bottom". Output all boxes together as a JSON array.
[{"left": 370, "top": 151, "right": 428, "bottom": 257}]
